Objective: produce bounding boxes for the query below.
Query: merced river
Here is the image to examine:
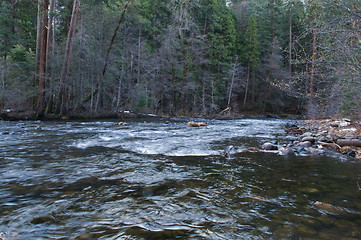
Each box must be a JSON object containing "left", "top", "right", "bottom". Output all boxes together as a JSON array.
[{"left": 1, "top": 118, "right": 361, "bottom": 239}]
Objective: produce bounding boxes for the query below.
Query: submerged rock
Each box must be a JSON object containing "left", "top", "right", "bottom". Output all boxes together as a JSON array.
[{"left": 313, "top": 201, "right": 346, "bottom": 214}]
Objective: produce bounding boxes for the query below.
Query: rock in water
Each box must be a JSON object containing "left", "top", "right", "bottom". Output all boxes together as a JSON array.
[
  {"left": 224, "top": 145, "right": 234, "bottom": 157},
  {"left": 262, "top": 142, "right": 278, "bottom": 151},
  {"left": 278, "top": 146, "right": 293, "bottom": 155}
]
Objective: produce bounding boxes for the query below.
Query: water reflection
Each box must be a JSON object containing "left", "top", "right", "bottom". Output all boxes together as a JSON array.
[{"left": 0, "top": 119, "right": 361, "bottom": 239}]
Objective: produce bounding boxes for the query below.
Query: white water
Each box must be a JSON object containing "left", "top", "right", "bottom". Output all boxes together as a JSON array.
[{"left": 73, "top": 119, "right": 286, "bottom": 156}]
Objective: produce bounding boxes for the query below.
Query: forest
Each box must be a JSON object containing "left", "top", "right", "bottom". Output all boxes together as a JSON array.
[{"left": 0, "top": 0, "right": 360, "bottom": 119}]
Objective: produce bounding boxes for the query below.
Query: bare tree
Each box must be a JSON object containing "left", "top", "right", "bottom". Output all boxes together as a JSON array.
[{"left": 57, "top": 0, "right": 80, "bottom": 116}]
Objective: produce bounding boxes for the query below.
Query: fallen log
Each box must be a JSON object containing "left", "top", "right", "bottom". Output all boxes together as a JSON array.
[
  {"left": 336, "top": 139, "right": 361, "bottom": 147},
  {"left": 187, "top": 121, "right": 207, "bottom": 127}
]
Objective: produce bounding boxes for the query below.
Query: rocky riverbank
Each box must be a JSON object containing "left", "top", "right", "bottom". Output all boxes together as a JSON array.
[{"left": 283, "top": 118, "right": 361, "bottom": 160}]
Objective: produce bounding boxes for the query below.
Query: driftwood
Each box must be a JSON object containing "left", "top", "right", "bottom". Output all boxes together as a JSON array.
[
  {"left": 336, "top": 139, "right": 361, "bottom": 147},
  {"left": 318, "top": 141, "right": 341, "bottom": 151},
  {"left": 219, "top": 107, "right": 231, "bottom": 115},
  {"left": 187, "top": 121, "right": 207, "bottom": 127}
]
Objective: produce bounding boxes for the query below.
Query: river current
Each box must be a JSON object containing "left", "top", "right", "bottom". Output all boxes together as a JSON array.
[{"left": 1, "top": 118, "right": 361, "bottom": 239}]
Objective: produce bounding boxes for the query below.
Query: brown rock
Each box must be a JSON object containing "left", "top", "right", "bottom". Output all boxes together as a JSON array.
[{"left": 187, "top": 121, "right": 207, "bottom": 127}]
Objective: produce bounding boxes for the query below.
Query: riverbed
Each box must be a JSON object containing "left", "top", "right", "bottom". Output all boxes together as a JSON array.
[{"left": 1, "top": 118, "right": 361, "bottom": 239}]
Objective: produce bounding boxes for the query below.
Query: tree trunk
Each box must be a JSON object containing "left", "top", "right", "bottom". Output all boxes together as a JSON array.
[
  {"left": 310, "top": 26, "right": 317, "bottom": 102},
  {"left": 47, "top": 0, "right": 56, "bottom": 112},
  {"left": 102, "top": 0, "right": 132, "bottom": 77},
  {"left": 57, "top": 0, "right": 80, "bottom": 116},
  {"left": 243, "top": 62, "right": 251, "bottom": 109},
  {"left": 289, "top": 2, "right": 292, "bottom": 76},
  {"left": 35, "top": 0, "right": 42, "bottom": 80},
  {"left": 1, "top": 54, "right": 7, "bottom": 106},
  {"left": 228, "top": 63, "right": 236, "bottom": 107},
  {"left": 137, "top": 28, "right": 141, "bottom": 84},
  {"left": 36, "top": 0, "right": 49, "bottom": 119},
  {"left": 73, "top": 0, "right": 132, "bottom": 111}
]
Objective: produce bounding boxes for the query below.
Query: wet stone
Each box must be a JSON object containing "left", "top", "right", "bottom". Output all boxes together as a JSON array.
[
  {"left": 301, "top": 187, "right": 320, "bottom": 193},
  {"left": 31, "top": 216, "right": 56, "bottom": 224},
  {"left": 262, "top": 142, "right": 278, "bottom": 150}
]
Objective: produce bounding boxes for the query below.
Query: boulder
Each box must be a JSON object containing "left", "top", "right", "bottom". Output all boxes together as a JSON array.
[
  {"left": 299, "top": 141, "right": 312, "bottom": 148},
  {"left": 262, "top": 142, "right": 278, "bottom": 151},
  {"left": 301, "top": 136, "right": 316, "bottom": 143},
  {"left": 224, "top": 145, "right": 234, "bottom": 157},
  {"left": 309, "top": 147, "right": 324, "bottom": 155},
  {"left": 187, "top": 121, "right": 207, "bottom": 127},
  {"left": 278, "top": 146, "right": 294, "bottom": 155},
  {"left": 285, "top": 135, "right": 298, "bottom": 142}
]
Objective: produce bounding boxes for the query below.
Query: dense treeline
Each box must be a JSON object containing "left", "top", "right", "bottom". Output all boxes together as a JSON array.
[{"left": 0, "top": 0, "right": 360, "bottom": 119}]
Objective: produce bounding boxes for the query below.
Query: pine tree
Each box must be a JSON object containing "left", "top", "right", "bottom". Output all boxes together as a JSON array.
[{"left": 243, "top": 15, "right": 260, "bottom": 109}]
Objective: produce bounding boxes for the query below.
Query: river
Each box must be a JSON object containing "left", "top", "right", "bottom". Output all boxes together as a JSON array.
[{"left": 1, "top": 118, "right": 361, "bottom": 239}]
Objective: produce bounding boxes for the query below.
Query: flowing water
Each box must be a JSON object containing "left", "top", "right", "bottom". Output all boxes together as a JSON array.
[{"left": 1, "top": 118, "right": 361, "bottom": 239}]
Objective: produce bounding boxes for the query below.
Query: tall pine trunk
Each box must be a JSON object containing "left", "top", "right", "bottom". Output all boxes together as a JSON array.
[
  {"left": 1, "top": 54, "right": 7, "bottom": 106},
  {"left": 243, "top": 62, "right": 251, "bottom": 109},
  {"left": 289, "top": 2, "right": 292, "bottom": 76},
  {"left": 310, "top": 24, "right": 317, "bottom": 108},
  {"left": 36, "top": 0, "right": 49, "bottom": 119},
  {"left": 57, "top": 0, "right": 80, "bottom": 116}
]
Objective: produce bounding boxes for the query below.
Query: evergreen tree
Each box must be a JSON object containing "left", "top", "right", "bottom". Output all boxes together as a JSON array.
[{"left": 243, "top": 15, "right": 260, "bottom": 109}]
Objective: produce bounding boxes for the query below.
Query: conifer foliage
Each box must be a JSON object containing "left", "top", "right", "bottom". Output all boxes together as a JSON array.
[{"left": 0, "top": 0, "right": 359, "bottom": 118}]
